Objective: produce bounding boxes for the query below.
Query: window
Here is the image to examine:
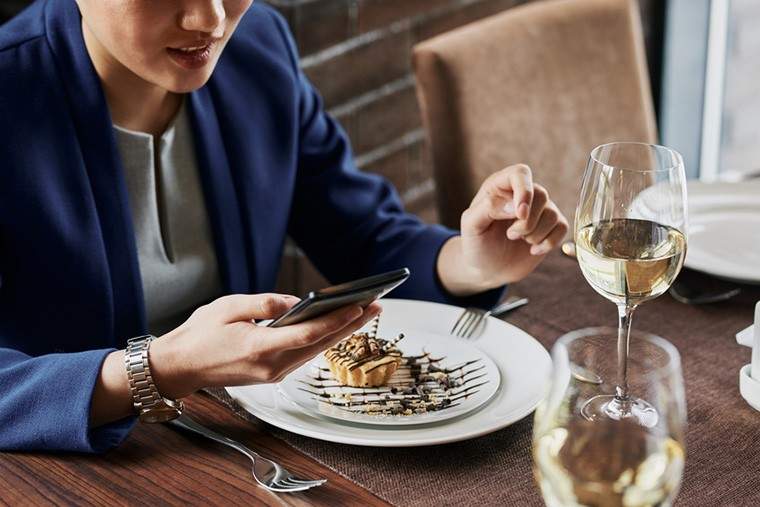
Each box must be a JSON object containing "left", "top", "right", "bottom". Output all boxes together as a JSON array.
[{"left": 661, "top": 0, "right": 760, "bottom": 181}]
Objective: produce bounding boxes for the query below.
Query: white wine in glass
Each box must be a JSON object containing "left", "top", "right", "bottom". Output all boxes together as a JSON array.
[
  {"left": 574, "top": 143, "right": 687, "bottom": 426},
  {"left": 533, "top": 328, "right": 687, "bottom": 507},
  {"left": 575, "top": 219, "right": 686, "bottom": 306}
]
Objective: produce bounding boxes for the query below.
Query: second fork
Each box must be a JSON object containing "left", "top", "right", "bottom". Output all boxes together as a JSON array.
[{"left": 451, "top": 297, "right": 529, "bottom": 339}]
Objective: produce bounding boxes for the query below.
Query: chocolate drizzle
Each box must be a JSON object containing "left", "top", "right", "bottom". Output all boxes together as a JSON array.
[
  {"left": 299, "top": 352, "right": 489, "bottom": 417},
  {"left": 324, "top": 332, "right": 404, "bottom": 371}
]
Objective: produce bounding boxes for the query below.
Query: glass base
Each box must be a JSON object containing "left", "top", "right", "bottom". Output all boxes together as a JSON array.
[{"left": 581, "top": 394, "right": 659, "bottom": 427}]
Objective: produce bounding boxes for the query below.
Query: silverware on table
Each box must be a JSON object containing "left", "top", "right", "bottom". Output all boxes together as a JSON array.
[
  {"left": 669, "top": 268, "right": 742, "bottom": 305},
  {"left": 169, "top": 414, "right": 327, "bottom": 493},
  {"left": 451, "top": 296, "right": 529, "bottom": 339}
]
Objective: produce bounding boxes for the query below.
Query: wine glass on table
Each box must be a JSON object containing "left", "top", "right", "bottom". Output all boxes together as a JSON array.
[
  {"left": 533, "top": 327, "right": 687, "bottom": 507},
  {"left": 573, "top": 142, "right": 687, "bottom": 426},
  {"left": 532, "top": 142, "right": 688, "bottom": 506}
]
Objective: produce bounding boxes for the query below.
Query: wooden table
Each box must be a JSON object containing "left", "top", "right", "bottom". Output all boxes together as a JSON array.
[
  {"left": 0, "top": 393, "right": 390, "bottom": 506},
  {"left": 2, "top": 252, "right": 758, "bottom": 506}
]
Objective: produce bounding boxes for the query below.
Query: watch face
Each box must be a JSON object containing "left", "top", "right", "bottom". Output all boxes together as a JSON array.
[{"left": 139, "top": 402, "right": 183, "bottom": 424}]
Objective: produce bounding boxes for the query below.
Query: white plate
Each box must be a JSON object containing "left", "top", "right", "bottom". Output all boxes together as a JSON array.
[
  {"left": 277, "top": 330, "right": 501, "bottom": 426},
  {"left": 685, "top": 181, "right": 760, "bottom": 283},
  {"left": 687, "top": 180, "right": 760, "bottom": 213},
  {"left": 226, "top": 298, "right": 551, "bottom": 447}
]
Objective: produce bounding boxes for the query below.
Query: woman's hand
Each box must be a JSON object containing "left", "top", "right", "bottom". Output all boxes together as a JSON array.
[
  {"left": 436, "top": 164, "right": 569, "bottom": 296},
  {"left": 149, "top": 293, "right": 382, "bottom": 399}
]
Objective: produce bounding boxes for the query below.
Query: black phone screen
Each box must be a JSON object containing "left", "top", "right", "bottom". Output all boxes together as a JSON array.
[{"left": 267, "top": 268, "right": 410, "bottom": 328}]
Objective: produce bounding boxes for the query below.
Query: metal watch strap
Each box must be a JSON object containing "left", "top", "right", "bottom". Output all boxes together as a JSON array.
[{"left": 125, "top": 335, "right": 183, "bottom": 422}]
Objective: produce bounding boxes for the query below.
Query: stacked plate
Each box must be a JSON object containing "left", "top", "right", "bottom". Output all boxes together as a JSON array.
[
  {"left": 226, "top": 298, "right": 551, "bottom": 447},
  {"left": 685, "top": 180, "right": 760, "bottom": 284}
]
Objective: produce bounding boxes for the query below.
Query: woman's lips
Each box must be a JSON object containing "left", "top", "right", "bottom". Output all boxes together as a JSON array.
[{"left": 166, "top": 43, "right": 215, "bottom": 70}]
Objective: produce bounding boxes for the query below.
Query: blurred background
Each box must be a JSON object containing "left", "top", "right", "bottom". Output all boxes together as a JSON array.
[{"left": 1, "top": 0, "right": 755, "bottom": 293}]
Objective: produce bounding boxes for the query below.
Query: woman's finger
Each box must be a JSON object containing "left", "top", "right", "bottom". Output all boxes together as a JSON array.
[
  {"left": 522, "top": 203, "right": 561, "bottom": 246},
  {"left": 507, "top": 164, "right": 534, "bottom": 219},
  {"left": 470, "top": 164, "right": 533, "bottom": 218},
  {"left": 506, "top": 185, "right": 548, "bottom": 239},
  {"left": 212, "top": 293, "right": 301, "bottom": 323},
  {"left": 529, "top": 220, "right": 569, "bottom": 256},
  {"left": 461, "top": 192, "right": 515, "bottom": 236},
  {"left": 269, "top": 301, "right": 382, "bottom": 351}
]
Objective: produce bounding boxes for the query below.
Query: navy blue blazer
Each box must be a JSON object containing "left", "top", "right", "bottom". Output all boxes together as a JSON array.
[{"left": 0, "top": 0, "right": 501, "bottom": 452}]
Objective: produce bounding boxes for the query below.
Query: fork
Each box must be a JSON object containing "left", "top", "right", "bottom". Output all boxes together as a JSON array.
[
  {"left": 169, "top": 414, "right": 327, "bottom": 493},
  {"left": 450, "top": 297, "right": 529, "bottom": 339}
]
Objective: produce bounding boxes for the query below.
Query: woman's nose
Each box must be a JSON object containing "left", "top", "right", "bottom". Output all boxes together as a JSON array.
[{"left": 180, "top": 0, "right": 226, "bottom": 37}]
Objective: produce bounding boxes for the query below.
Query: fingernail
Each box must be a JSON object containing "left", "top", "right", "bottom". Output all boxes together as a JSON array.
[
  {"left": 531, "top": 244, "right": 550, "bottom": 256},
  {"left": 502, "top": 202, "right": 515, "bottom": 216},
  {"left": 518, "top": 203, "right": 530, "bottom": 220},
  {"left": 507, "top": 229, "right": 520, "bottom": 240}
]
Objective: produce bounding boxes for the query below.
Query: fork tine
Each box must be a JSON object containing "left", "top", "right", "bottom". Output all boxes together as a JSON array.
[
  {"left": 462, "top": 311, "right": 481, "bottom": 337},
  {"left": 283, "top": 477, "right": 327, "bottom": 485},
  {"left": 271, "top": 471, "right": 326, "bottom": 487},
  {"left": 469, "top": 313, "right": 489, "bottom": 339},
  {"left": 463, "top": 312, "right": 484, "bottom": 339},
  {"left": 279, "top": 476, "right": 326, "bottom": 485},
  {"left": 455, "top": 311, "right": 475, "bottom": 337},
  {"left": 279, "top": 480, "right": 326, "bottom": 489},
  {"left": 267, "top": 484, "right": 312, "bottom": 493},
  {"left": 452, "top": 312, "right": 465, "bottom": 336},
  {"left": 270, "top": 479, "right": 321, "bottom": 492},
  {"left": 451, "top": 309, "right": 469, "bottom": 336}
]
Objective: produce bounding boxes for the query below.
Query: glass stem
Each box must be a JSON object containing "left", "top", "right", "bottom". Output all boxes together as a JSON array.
[{"left": 615, "top": 304, "right": 635, "bottom": 403}]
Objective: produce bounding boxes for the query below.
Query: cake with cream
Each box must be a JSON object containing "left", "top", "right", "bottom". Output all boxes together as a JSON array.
[{"left": 324, "top": 330, "right": 404, "bottom": 387}]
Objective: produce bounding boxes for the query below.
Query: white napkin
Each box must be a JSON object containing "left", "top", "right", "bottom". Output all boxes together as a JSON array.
[
  {"left": 737, "top": 302, "right": 760, "bottom": 348},
  {"left": 737, "top": 325, "right": 754, "bottom": 347}
]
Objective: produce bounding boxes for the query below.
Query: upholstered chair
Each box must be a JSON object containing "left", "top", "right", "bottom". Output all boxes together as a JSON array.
[{"left": 413, "top": 0, "right": 657, "bottom": 228}]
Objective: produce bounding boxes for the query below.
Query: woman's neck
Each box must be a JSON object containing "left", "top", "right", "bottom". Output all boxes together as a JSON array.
[{"left": 81, "top": 22, "right": 183, "bottom": 138}]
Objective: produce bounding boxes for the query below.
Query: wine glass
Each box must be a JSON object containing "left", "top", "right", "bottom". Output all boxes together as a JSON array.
[
  {"left": 533, "top": 327, "right": 686, "bottom": 507},
  {"left": 574, "top": 142, "right": 687, "bottom": 426}
]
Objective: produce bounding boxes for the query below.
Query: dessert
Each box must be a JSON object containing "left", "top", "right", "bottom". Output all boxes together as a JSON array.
[
  {"left": 306, "top": 350, "right": 486, "bottom": 416},
  {"left": 324, "top": 320, "right": 404, "bottom": 387},
  {"left": 304, "top": 316, "right": 490, "bottom": 417}
]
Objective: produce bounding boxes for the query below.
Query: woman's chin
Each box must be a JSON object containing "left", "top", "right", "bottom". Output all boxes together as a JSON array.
[{"left": 161, "top": 71, "right": 214, "bottom": 94}]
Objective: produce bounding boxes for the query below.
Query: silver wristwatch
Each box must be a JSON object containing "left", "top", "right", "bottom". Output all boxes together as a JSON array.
[{"left": 125, "top": 335, "right": 184, "bottom": 423}]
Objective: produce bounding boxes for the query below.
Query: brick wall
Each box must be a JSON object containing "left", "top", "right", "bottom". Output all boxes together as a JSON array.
[
  {"left": 268, "top": 0, "right": 663, "bottom": 295},
  {"left": 269, "top": 0, "right": 532, "bottom": 294}
]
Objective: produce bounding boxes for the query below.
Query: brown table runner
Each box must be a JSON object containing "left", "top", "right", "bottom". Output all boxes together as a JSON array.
[{"left": 208, "top": 252, "right": 760, "bottom": 506}]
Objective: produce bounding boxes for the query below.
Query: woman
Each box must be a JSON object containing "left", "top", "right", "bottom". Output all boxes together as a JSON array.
[{"left": 0, "top": 0, "right": 568, "bottom": 452}]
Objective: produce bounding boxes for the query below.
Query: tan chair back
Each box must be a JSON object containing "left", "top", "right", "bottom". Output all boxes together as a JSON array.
[{"left": 413, "top": 0, "right": 657, "bottom": 228}]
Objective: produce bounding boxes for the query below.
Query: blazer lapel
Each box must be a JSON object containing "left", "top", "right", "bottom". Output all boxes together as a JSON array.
[
  {"left": 198, "top": 73, "right": 295, "bottom": 295},
  {"left": 45, "top": 0, "right": 147, "bottom": 339},
  {"left": 188, "top": 89, "right": 251, "bottom": 295}
]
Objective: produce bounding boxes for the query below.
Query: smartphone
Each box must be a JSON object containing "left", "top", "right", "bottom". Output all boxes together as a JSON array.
[{"left": 267, "top": 268, "right": 410, "bottom": 328}]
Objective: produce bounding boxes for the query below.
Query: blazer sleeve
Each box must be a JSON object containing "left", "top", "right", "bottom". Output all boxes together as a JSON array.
[
  {"left": 0, "top": 347, "right": 136, "bottom": 453},
  {"left": 269, "top": 11, "right": 503, "bottom": 309}
]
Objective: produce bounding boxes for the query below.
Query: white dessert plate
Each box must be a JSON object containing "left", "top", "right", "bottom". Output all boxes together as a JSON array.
[
  {"left": 685, "top": 181, "right": 760, "bottom": 284},
  {"left": 277, "top": 330, "right": 501, "bottom": 426},
  {"left": 225, "top": 298, "right": 551, "bottom": 447}
]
